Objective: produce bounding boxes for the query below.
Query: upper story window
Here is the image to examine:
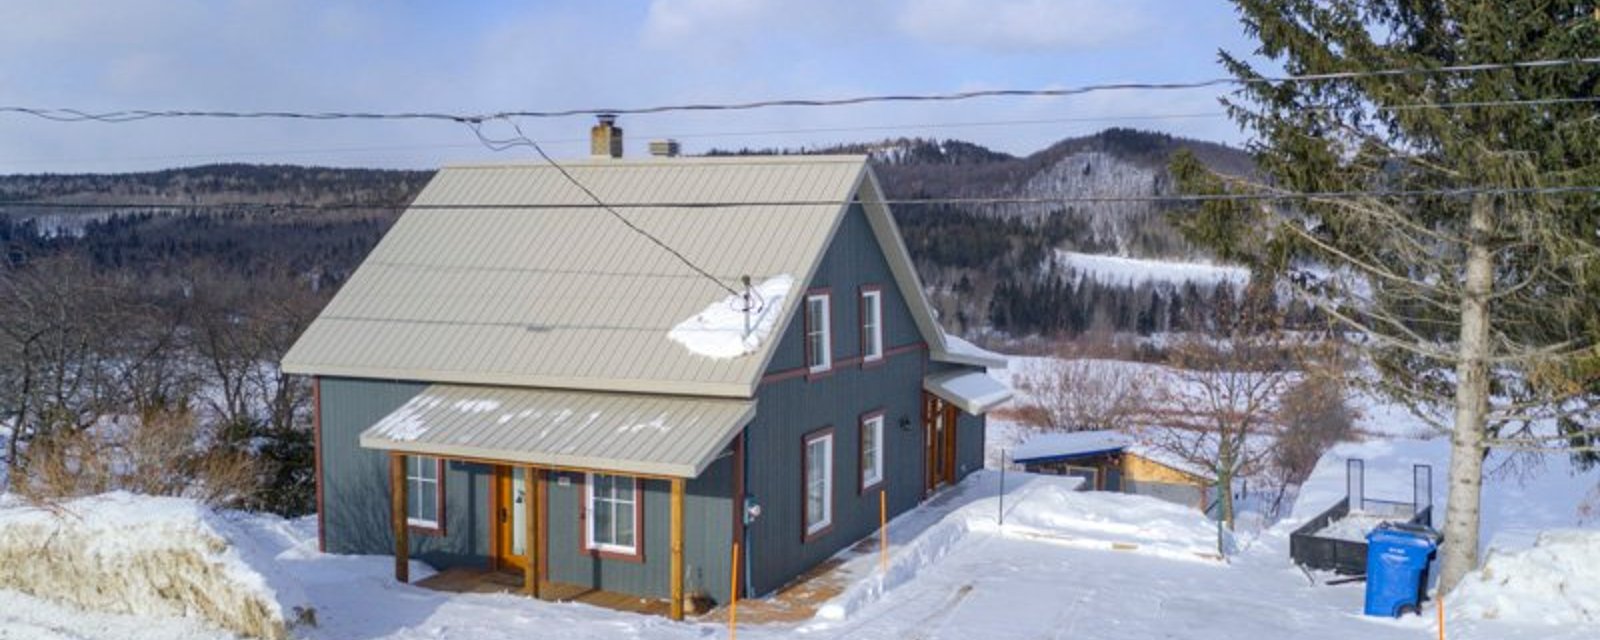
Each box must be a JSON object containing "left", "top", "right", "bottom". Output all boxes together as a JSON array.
[
  {"left": 861, "top": 288, "right": 883, "bottom": 363},
  {"left": 405, "top": 455, "right": 443, "bottom": 530},
  {"left": 806, "top": 292, "right": 832, "bottom": 373}
]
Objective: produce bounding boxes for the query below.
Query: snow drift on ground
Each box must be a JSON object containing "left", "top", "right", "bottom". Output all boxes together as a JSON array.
[
  {"left": 668, "top": 274, "right": 793, "bottom": 359},
  {"left": 1054, "top": 250, "right": 1250, "bottom": 287},
  {"left": 1449, "top": 529, "right": 1600, "bottom": 626},
  {"left": 814, "top": 472, "right": 1220, "bottom": 621},
  {"left": 0, "top": 492, "right": 308, "bottom": 639}
]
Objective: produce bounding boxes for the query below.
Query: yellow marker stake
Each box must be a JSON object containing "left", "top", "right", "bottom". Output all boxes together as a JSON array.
[
  {"left": 879, "top": 490, "right": 889, "bottom": 573},
  {"left": 1437, "top": 595, "right": 1445, "bottom": 640},
  {"left": 729, "top": 541, "right": 740, "bottom": 640}
]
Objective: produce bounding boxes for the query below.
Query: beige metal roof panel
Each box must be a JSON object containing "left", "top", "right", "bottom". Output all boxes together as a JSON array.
[
  {"left": 281, "top": 156, "right": 866, "bottom": 397},
  {"left": 358, "top": 384, "right": 756, "bottom": 478}
]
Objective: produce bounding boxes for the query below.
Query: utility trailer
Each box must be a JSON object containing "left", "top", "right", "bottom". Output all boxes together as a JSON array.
[{"left": 1290, "top": 460, "right": 1434, "bottom": 575}]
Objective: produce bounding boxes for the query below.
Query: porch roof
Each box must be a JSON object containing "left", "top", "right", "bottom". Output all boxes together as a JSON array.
[
  {"left": 923, "top": 370, "right": 1013, "bottom": 415},
  {"left": 357, "top": 384, "right": 755, "bottom": 478}
]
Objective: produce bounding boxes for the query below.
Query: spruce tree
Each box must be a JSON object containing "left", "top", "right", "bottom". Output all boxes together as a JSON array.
[{"left": 1179, "top": 1, "right": 1600, "bottom": 591}]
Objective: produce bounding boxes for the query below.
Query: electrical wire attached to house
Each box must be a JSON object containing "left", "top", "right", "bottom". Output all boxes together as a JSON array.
[{"left": 465, "top": 116, "right": 742, "bottom": 298}]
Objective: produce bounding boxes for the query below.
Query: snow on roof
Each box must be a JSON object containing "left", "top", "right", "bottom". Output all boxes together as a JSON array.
[
  {"left": 668, "top": 274, "right": 793, "bottom": 359},
  {"left": 1012, "top": 430, "right": 1133, "bottom": 463},
  {"left": 923, "top": 370, "right": 1013, "bottom": 414},
  {"left": 941, "top": 334, "right": 1008, "bottom": 369}
]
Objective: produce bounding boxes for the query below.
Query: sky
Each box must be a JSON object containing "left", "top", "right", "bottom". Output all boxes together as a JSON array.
[{"left": 0, "top": 0, "right": 1269, "bottom": 174}]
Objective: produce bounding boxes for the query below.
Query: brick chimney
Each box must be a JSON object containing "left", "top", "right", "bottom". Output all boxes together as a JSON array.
[{"left": 591, "top": 114, "right": 623, "bottom": 159}]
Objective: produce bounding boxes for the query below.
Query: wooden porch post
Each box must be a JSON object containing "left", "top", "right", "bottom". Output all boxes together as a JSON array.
[
  {"left": 534, "top": 464, "right": 547, "bottom": 601},
  {"left": 670, "top": 477, "right": 686, "bottom": 621},
  {"left": 390, "top": 452, "right": 409, "bottom": 584}
]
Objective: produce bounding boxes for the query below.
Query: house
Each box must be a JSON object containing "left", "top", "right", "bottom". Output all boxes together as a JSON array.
[
  {"left": 1011, "top": 430, "right": 1215, "bottom": 512},
  {"left": 280, "top": 126, "right": 1010, "bottom": 620}
]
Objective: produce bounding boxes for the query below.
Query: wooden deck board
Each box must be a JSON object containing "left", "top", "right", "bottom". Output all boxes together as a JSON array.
[
  {"left": 698, "top": 557, "right": 850, "bottom": 624},
  {"left": 416, "top": 568, "right": 672, "bottom": 617}
]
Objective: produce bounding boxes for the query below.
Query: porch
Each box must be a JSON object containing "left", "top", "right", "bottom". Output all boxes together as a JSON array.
[
  {"left": 416, "top": 567, "right": 673, "bottom": 617},
  {"left": 363, "top": 385, "right": 760, "bottom": 622}
]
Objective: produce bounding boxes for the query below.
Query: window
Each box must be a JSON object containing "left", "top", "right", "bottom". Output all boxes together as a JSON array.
[
  {"left": 860, "top": 413, "right": 885, "bottom": 491},
  {"left": 586, "top": 473, "right": 639, "bottom": 556},
  {"left": 803, "top": 429, "right": 834, "bottom": 539},
  {"left": 405, "top": 455, "right": 443, "bottom": 530},
  {"left": 861, "top": 288, "right": 883, "bottom": 363},
  {"left": 805, "top": 292, "right": 832, "bottom": 373}
]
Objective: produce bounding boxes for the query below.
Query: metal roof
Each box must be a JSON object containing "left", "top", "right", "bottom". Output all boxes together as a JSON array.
[
  {"left": 281, "top": 154, "right": 969, "bottom": 398},
  {"left": 924, "top": 370, "right": 1013, "bottom": 415},
  {"left": 358, "top": 383, "right": 756, "bottom": 478}
]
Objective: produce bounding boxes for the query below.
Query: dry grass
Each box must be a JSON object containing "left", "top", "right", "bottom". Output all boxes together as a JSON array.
[{"left": 15, "top": 409, "right": 261, "bottom": 508}]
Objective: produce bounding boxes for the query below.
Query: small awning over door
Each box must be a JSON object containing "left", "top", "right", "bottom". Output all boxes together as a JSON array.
[
  {"left": 923, "top": 370, "right": 1013, "bottom": 415},
  {"left": 358, "top": 384, "right": 756, "bottom": 478}
]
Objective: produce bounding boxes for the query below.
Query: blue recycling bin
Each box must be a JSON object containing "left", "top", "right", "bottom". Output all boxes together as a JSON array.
[{"left": 1363, "top": 522, "right": 1439, "bottom": 617}]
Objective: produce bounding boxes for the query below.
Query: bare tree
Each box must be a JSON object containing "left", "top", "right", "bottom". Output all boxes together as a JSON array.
[
  {"left": 1138, "top": 292, "right": 1324, "bottom": 528},
  {"left": 1014, "top": 357, "right": 1148, "bottom": 433},
  {"left": 0, "top": 257, "right": 135, "bottom": 478}
]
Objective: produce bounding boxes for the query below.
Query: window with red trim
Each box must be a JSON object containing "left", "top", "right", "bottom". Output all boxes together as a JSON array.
[
  {"left": 805, "top": 293, "right": 832, "bottom": 373},
  {"left": 405, "top": 456, "right": 444, "bottom": 532}
]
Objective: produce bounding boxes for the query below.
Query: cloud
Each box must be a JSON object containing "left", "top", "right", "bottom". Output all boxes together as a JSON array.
[{"left": 895, "top": 0, "right": 1155, "bottom": 52}]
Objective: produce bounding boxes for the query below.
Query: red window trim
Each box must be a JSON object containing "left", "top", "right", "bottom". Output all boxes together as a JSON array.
[
  {"left": 859, "top": 285, "right": 885, "bottom": 369},
  {"left": 406, "top": 456, "right": 447, "bottom": 537},
  {"left": 578, "top": 473, "right": 646, "bottom": 563},
  {"left": 858, "top": 409, "right": 887, "bottom": 494},
  {"left": 801, "top": 426, "right": 836, "bottom": 543},
  {"left": 804, "top": 288, "right": 834, "bottom": 380}
]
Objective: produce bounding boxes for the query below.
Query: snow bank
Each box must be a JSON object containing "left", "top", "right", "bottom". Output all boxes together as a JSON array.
[
  {"left": 0, "top": 492, "right": 309, "bottom": 639},
  {"left": 1449, "top": 529, "right": 1600, "bottom": 626},
  {"left": 668, "top": 274, "right": 793, "bottom": 359},
  {"left": 815, "top": 473, "right": 1220, "bottom": 621}
]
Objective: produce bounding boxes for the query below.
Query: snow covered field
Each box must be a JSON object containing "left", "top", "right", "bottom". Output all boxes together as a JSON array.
[{"left": 1054, "top": 250, "right": 1250, "bottom": 288}]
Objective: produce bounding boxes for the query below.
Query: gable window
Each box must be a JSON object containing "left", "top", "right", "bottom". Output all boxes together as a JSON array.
[
  {"left": 805, "top": 292, "right": 832, "bottom": 373},
  {"left": 861, "top": 288, "right": 883, "bottom": 363},
  {"left": 803, "top": 428, "right": 835, "bottom": 539},
  {"left": 405, "top": 455, "right": 444, "bottom": 531},
  {"left": 860, "top": 412, "right": 885, "bottom": 491},
  {"left": 586, "top": 473, "right": 640, "bottom": 557}
]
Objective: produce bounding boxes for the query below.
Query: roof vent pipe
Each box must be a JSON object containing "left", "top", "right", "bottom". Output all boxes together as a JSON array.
[
  {"left": 591, "top": 114, "right": 623, "bottom": 159},
  {"left": 649, "top": 139, "right": 681, "bottom": 158}
]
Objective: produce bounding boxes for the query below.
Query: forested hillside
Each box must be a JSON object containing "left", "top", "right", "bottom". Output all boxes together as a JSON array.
[{"left": 3, "top": 129, "right": 1259, "bottom": 339}]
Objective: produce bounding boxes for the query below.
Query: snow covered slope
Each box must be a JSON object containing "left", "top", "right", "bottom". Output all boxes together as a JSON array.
[{"left": 1055, "top": 250, "right": 1250, "bottom": 287}]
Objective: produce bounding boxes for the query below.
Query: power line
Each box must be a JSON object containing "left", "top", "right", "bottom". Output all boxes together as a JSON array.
[
  {"left": 3, "top": 57, "right": 1597, "bottom": 125},
  {"left": 4, "top": 184, "right": 1599, "bottom": 212},
  {"left": 467, "top": 117, "right": 740, "bottom": 297}
]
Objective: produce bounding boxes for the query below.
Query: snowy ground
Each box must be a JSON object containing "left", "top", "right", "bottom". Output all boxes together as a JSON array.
[{"left": 5, "top": 348, "right": 1598, "bottom": 639}]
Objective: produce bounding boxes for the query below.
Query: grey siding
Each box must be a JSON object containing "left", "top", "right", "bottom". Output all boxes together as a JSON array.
[
  {"left": 318, "top": 377, "right": 493, "bottom": 568},
  {"left": 541, "top": 454, "right": 733, "bottom": 600},
  {"left": 744, "top": 204, "right": 938, "bottom": 596}
]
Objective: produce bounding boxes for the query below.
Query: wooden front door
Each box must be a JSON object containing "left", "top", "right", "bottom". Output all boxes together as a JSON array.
[
  {"left": 492, "top": 466, "right": 529, "bottom": 573},
  {"left": 924, "top": 393, "right": 959, "bottom": 493}
]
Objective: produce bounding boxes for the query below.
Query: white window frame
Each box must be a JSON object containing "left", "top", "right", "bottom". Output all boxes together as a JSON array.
[
  {"left": 804, "top": 430, "right": 834, "bottom": 537},
  {"left": 861, "top": 289, "right": 883, "bottom": 362},
  {"left": 806, "top": 293, "right": 832, "bottom": 373},
  {"left": 405, "top": 455, "right": 441, "bottom": 529},
  {"left": 585, "top": 473, "right": 639, "bottom": 555},
  {"left": 861, "top": 414, "right": 885, "bottom": 490}
]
